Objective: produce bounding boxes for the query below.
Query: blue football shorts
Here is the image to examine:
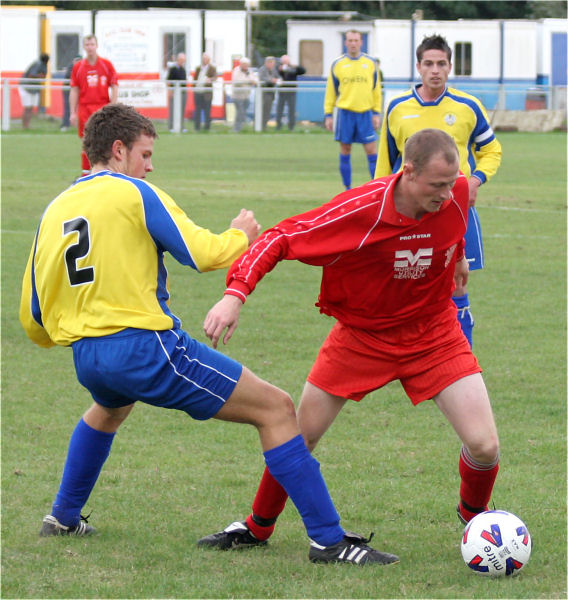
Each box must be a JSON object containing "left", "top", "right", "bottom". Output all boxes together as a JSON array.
[
  {"left": 464, "top": 206, "right": 484, "bottom": 271},
  {"left": 72, "top": 328, "right": 242, "bottom": 420},
  {"left": 334, "top": 108, "right": 378, "bottom": 145}
]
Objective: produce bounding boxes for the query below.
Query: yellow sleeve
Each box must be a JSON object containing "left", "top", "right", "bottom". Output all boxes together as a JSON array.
[
  {"left": 143, "top": 182, "right": 250, "bottom": 272},
  {"left": 323, "top": 65, "right": 337, "bottom": 117},
  {"left": 472, "top": 137, "right": 502, "bottom": 183},
  {"left": 19, "top": 242, "right": 55, "bottom": 348},
  {"left": 373, "top": 65, "right": 382, "bottom": 114},
  {"left": 375, "top": 115, "right": 393, "bottom": 178}
]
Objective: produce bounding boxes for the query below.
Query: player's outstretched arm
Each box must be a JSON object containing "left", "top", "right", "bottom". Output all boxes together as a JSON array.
[{"left": 203, "top": 294, "right": 243, "bottom": 348}]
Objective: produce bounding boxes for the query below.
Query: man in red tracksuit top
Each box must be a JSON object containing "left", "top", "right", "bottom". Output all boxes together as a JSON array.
[
  {"left": 197, "top": 129, "right": 500, "bottom": 553},
  {"left": 70, "top": 34, "right": 118, "bottom": 176}
]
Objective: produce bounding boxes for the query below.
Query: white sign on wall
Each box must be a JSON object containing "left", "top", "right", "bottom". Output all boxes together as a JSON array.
[
  {"left": 101, "top": 26, "right": 150, "bottom": 72},
  {"left": 117, "top": 80, "right": 167, "bottom": 107}
]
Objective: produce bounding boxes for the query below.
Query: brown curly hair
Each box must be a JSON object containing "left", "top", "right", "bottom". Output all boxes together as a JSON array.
[{"left": 83, "top": 103, "right": 157, "bottom": 166}]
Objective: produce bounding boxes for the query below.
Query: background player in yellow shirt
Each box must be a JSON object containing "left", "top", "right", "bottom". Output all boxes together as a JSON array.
[
  {"left": 324, "top": 30, "right": 382, "bottom": 190},
  {"left": 375, "top": 34, "right": 502, "bottom": 347},
  {"left": 19, "top": 103, "right": 398, "bottom": 566}
]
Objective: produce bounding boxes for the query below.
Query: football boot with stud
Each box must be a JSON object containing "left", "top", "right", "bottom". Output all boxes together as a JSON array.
[
  {"left": 40, "top": 514, "right": 95, "bottom": 537},
  {"left": 196, "top": 520, "right": 267, "bottom": 550},
  {"left": 309, "top": 531, "right": 399, "bottom": 565}
]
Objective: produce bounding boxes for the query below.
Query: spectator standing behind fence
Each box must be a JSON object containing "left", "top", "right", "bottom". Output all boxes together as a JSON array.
[
  {"left": 276, "top": 55, "right": 305, "bottom": 131},
  {"left": 258, "top": 56, "right": 279, "bottom": 131},
  {"left": 70, "top": 35, "right": 118, "bottom": 176},
  {"left": 19, "top": 53, "right": 49, "bottom": 130},
  {"left": 193, "top": 53, "right": 217, "bottom": 131},
  {"left": 166, "top": 53, "right": 188, "bottom": 133},
  {"left": 231, "top": 57, "right": 257, "bottom": 133},
  {"left": 61, "top": 56, "right": 82, "bottom": 132}
]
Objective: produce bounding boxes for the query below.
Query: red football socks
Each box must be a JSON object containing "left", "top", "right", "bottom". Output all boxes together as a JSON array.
[
  {"left": 245, "top": 467, "right": 289, "bottom": 541},
  {"left": 458, "top": 446, "right": 499, "bottom": 521}
]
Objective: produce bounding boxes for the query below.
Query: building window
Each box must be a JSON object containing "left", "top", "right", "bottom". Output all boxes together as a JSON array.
[
  {"left": 56, "top": 33, "right": 80, "bottom": 72},
  {"left": 163, "top": 32, "right": 187, "bottom": 71},
  {"left": 454, "top": 42, "right": 472, "bottom": 76},
  {"left": 300, "top": 40, "right": 323, "bottom": 76}
]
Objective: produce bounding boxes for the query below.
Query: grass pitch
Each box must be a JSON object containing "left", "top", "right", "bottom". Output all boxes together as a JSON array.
[{"left": 1, "top": 127, "right": 566, "bottom": 599}]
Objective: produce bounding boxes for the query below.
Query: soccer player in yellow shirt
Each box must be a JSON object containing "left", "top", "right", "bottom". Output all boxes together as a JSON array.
[
  {"left": 20, "top": 102, "right": 398, "bottom": 565},
  {"left": 324, "top": 30, "right": 382, "bottom": 190},
  {"left": 375, "top": 34, "right": 502, "bottom": 347}
]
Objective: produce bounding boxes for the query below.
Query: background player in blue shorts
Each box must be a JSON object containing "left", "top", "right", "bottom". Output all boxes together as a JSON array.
[
  {"left": 19, "top": 103, "right": 398, "bottom": 566},
  {"left": 324, "top": 30, "right": 382, "bottom": 190},
  {"left": 375, "top": 34, "right": 502, "bottom": 346}
]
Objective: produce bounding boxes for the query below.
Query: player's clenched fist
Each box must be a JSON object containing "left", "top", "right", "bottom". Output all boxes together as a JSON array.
[{"left": 231, "top": 209, "right": 261, "bottom": 245}]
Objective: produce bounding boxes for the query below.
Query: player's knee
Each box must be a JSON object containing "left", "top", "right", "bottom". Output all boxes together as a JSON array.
[
  {"left": 261, "top": 388, "right": 297, "bottom": 427},
  {"left": 467, "top": 437, "right": 500, "bottom": 466}
]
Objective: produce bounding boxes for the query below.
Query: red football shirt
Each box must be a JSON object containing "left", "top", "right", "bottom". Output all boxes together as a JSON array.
[
  {"left": 225, "top": 172, "right": 469, "bottom": 331},
  {"left": 71, "top": 57, "right": 118, "bottom": 107}
]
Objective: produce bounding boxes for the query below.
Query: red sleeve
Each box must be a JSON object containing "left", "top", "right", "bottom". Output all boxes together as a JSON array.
[
  {"left": 103, "top": 58, "right": 119, "bottom": 86},
  {"left": 225, "top": 184, "right": 386, "bottom": 302},
  {"left": 70, "top": 60, "right": 82, "bottom": 87},
  {"left": 453, "top": 174, "right": 469, "bottom": 262}
]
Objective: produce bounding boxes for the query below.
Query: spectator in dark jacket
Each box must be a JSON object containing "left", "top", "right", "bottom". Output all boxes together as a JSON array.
[
  {"left": 167, "top": 53, "right": 187, "bottom": 132},
  {"left": 276, "top": 55, "right": 306, "bottom": 131}
]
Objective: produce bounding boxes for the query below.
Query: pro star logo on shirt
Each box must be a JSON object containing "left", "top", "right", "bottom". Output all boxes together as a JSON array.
[
  {"left": 87, "top": 73, "right": 99, "bottom": 87},
  {"left": 393, "top": 248, "right": 433, "bottom": 279},
  {"left": 444, "top": 112, "right": 457, "bottom": 126}
]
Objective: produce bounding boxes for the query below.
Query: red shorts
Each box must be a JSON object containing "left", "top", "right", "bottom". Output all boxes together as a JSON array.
[
  {"left": 307, "top": 305, "right": 481, "bottom": 405},
  {"left": 78, "top": 103, "right": 107, "bottom": 138}
]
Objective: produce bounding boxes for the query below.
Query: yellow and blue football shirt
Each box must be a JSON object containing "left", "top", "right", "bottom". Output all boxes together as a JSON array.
[
  {"left": 375, "top": 85, "right": 502, "bottom": 182},
  {"left": 324, "top": 53, "right": 382, "bottom": 116},
  {"left": 20, "top": 171, "right": 248, "bottom": 348}
]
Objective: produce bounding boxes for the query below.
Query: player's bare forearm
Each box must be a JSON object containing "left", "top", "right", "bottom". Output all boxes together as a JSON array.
[
  {"left": 203, "top": 295, "right": 243, "bottom": 348},
  {"left": 468, "top": 176, "right": 482, "bottom": 207},
  {"left": 453, "top": 255, "right": 470, "bottom": 291}
]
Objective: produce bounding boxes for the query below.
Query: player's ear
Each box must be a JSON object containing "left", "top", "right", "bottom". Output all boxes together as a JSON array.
[
  {"left": 111, "top": 139, "right": 126, "bottom": 161},
  {"left": 403, "top": 162, "right": 415, "bottom": 180}
]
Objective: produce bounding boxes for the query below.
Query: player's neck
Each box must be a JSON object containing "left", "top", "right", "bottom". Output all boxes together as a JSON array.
[
  {"left": 416, "top": 83, "right": 443, "bottom": 102},
  {"left": 87, "top": 54, "right": 98, "bottom": 65},
  {"left": 393, "top": 179, "right": 423, "bottom": 220}
]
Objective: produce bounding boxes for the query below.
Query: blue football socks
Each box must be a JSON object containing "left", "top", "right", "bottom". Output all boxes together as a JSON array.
[
  {"left": 453, "top": 293, "right": 474, "bottom": 347},
  {"left": 264, "top": 434, "right": 344, "bottom": 546},
  {"left": 367, "top": 153, "right": 378, "bottom": 179},
  {"left": 339, "top": 154, "right": 351, "bottom": 190},
  {"left": 51, "top": 418, "right": 115, "bottom": 527}
]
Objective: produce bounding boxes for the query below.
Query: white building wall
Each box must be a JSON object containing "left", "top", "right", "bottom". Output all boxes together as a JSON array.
[
  {"left": 373, "top": 20, "right": 413, "bottom": 80},
  {"left": 539, "top": 18, "right": 568, "bottom": 79},
  {"left": 92, "top": 8, "right": 245, "bottom": 74},
  {"left": 503, "top": 21, "right": 538, "bottom": 80},
  {"left": 94, "top": 10, "right": 201, "bottom": 74},
  {"left": 1, "top": 8, "right": 43, "bottom": 71},
  {"left": 203, "top": 10, "right": 246, "bottom": 70},
  {"left": 286, "top": 20, "right": 374, "bottom": 76}
]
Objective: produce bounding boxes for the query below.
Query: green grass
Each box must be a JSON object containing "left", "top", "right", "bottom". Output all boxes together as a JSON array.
[{"left": 1, "top": 129, "right": 566, "bottom": 599}]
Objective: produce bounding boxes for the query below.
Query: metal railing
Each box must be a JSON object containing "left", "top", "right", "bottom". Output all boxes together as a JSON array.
[{"left": 2, "top": 77, "right": 566, "bottom": 133}]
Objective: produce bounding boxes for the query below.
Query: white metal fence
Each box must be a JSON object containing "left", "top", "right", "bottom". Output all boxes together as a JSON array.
[{"left": 2, "top": 77, "right": 566, "bottom": 133}]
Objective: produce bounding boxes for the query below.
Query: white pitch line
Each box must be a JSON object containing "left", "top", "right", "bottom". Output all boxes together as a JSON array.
[{"left": 481, "top": 205, "right": 564, "bottom": 214}]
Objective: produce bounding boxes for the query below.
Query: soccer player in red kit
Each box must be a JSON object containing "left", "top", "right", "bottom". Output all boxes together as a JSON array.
[
  {"left": 70, "top": 35, "right": 118, "bottom": 175},
  {"left": 197, "top": 129, "right": 500, "bottom": 551}
]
